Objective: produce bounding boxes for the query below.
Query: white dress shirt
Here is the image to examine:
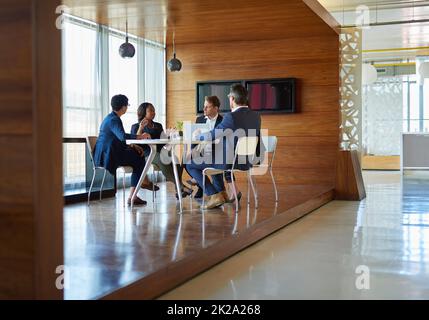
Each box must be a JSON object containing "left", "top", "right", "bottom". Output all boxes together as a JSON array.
[
  {"left": 203, "top": 114, "right": 219, "bottom": 154},
  {"left": 205, "top": 114, "right": 219, "bottom": 130},
  {"left": 232, "top": 105, "right": 248, "bottom": 113}
]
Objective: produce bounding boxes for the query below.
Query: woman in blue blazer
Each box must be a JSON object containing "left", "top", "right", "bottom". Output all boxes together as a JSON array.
[{"left": 93, "top": 95, "right": 153, "bottom": 206}]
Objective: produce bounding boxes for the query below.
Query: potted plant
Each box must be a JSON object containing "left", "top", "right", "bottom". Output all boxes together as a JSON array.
[{"left": 176, "top": 121, "right": 184, "bottom": 137}]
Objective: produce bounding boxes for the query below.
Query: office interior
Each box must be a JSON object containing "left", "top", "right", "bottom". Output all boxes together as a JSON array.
[{"left": 1, "top": 0, "right": 429, "bottom": 300}]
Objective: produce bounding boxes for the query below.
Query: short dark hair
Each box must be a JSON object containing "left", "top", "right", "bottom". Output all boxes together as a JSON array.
[
  {"left": 229, "top": 84, "right": 248, "bottom": 106},
  {"left": 137, "top": 102, "right": 154, "bottom": 122},
  {"left": 205, "top": 96, "right": 220, "bottom": 108},
  {"left": 111, "top": 94, "right": 129, "bottom": 111}
]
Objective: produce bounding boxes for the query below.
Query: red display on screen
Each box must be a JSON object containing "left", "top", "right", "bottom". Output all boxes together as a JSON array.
[{"left": 246, "top": 79, "right": 295, "bottom": 112}]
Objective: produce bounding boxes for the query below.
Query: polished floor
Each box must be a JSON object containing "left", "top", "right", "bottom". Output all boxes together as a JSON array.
[
  {"left": 160, "top": 171, "right": 429, "bottom": 299},
  {"left": 64, "top": 174, "right": 331, "bottom": 300}
]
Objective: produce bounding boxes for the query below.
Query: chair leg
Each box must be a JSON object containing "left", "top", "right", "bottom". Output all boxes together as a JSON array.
[
  {"left": 230, "top": 172, "right": 239, "bottom": 213},
  {"left": 88, "top": 168, "right": 97, "bottom": 206},
  {"left": 123, "top": 171, "right": 126, "bottom": 207},
  {"left": 202, "top": 173, "right": 206, "bottom": 210},
  {"left": 152, "top": 171, "right": 155, "bottom": 203},
  {"left": 270, "top": 167, "right": 278, "bottom": 203},
  {"left": 155, "top": 170, "right": 158, "bottom": 200},
  {"left": 100, "top": 169, "right": 107, "bottom": 201},
  {"left": 247, "top": 171, "right": 251, "bottom": 205},
  {"left": 248, "top": 173, "right": 258, "bottom": 209}
]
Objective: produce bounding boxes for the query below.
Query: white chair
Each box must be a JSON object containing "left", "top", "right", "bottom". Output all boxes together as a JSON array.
[
  {"left": 86, "top": 136, "right": 133, "bottom": 207},
  {"left": 251, "top": 136, "right": 278, "bottom": 203},
  {"left": 202, "top": 136, "right": 259, "bottom": 213}
]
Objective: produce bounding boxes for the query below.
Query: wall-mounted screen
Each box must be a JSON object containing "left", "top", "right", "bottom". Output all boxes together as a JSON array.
[
  {"left": 196, "top": 81, "right": 243, "bottom": 114},
  {"left": 246, "top": 78, "right": 296, "bottom": 113},
  {"left": 196, "top": 78, "right": 296, "bottom": 114}
]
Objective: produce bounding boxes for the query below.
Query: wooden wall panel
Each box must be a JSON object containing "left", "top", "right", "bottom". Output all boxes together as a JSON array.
[
  {"left": 0, "top": 0, "right": 35, "bottom": 299},
  {"left": 0, "top": 0, "right": 63, "bottom": 299},
  {"left": 0, "top": 2, "right": 33, "bottom": 136},
  {"left": 63, "top": 0, "right": 339, "bottom": 46},
  {"left": 166, "top": 4, "right": 340, "bottom": 189}
]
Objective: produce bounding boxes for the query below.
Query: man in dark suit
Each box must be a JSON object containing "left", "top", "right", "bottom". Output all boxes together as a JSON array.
[
  {"left": 186, "top": 84, "right": 262, "bottom": 210},
  {"left": 187, "top": 96, "right": 223, "bottom": 198},
  {"left": 93, "top": 94, "right": 150, "bottom": 206}
]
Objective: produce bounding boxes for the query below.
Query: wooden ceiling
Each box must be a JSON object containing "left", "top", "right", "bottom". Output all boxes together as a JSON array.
[{"left": 62, "top": 0, "right": 338, "bottom": 45}]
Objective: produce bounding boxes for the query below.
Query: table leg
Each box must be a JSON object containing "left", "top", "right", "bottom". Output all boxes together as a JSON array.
[
  {"left": 171, "top": 143, "right": 183, "bottom": 214},
  {"left": 131, "top": 144, "right": 156, "bottom": 211}
]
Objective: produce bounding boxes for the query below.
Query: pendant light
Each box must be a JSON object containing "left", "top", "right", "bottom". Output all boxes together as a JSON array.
[
  {"left": 167, "top": 32, "right": 182, "bottom": 72},
  {"left": 119, "top": 21, "right": 135, "bottom": 59}
]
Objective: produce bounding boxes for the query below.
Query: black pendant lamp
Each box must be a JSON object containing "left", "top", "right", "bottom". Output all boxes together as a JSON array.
[
  {"left": 167, "top": 32, "right": 182, "bottom": 72},
  {"left": 119, "top": 21, "right": 135, "bottom": 59}
]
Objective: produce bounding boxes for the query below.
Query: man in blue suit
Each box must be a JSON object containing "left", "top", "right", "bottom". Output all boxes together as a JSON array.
[
  {"left": 186, "top": 96, "right": 223, "bottom": 198},
  {"left": 93, "top": 94, "right": 151, "bottom": 206},
  {"left": 186, "top": 84, "right": 262, "bottom": 210}
]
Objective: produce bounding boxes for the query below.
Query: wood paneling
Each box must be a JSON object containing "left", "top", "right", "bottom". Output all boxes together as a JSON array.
[
  {"left": 33, "top": 0, "right": 64, "bottom": 300},
  {"left": 335, "top": 150, "right": 366, "bottom": 201},
  {"left": 362, "top": 155, "right": 401, "bottom": 170},
  {"left": 62, "top": 0, "right": 338, "bottom": 46},
  {"left": 102, "top": 190, "right": 334, "bottom": 299},
  {"left": 167, "top": 2, "right": 340, "bottom": 188},
  {"left": 63, "top": 180, "right": 333, "bottom": 299},
  {"left": 302, "top": 0, "right": 340, "bottom": 34},
  {"left": 0, "top": 0, "right": 63, "bottom": 299}
]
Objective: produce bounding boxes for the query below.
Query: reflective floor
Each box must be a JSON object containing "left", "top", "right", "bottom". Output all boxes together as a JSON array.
[
  {"left": 64, "top": 174, "right": 331, "bottom": 300},
  {"left": 160, "top": 171, "right": 429, "bottom": 299}
]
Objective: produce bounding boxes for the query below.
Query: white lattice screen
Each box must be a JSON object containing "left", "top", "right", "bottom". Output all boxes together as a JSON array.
[{"left": 340, "top": 28, "right": 362, "bottom": 151}]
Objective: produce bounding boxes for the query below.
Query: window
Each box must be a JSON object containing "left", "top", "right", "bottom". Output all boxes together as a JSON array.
[
  {"left": 409, "top": 81, "right": 420, "bottom": 133},
  {"left": 144, "top": 44, "right": 166, "bottom": 127},
  {"left": 109, "top": 33, "right": 138, "bottom": 132},
  {"left": 63, "top": 20, "right": 99, "bottom": 192},
  {"left": 62, "top": 16, "right": 165, "bottom": 197},
  {"left": 63, "top": 20, "right": 100, "bottom": 137},
  {"left": 403, "top": 79, "right": 409, "bottom": 132},
  {"left": 423, "top": 78, "right": 429, "bottom": 132}
]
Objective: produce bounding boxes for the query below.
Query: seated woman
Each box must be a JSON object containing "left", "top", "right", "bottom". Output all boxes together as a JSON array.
[
  {"left": 130, "top": 102, "right": 192, "bottom": 198},
  {"left": 94, "top": 94, "right": 155, "bottom": 206}
]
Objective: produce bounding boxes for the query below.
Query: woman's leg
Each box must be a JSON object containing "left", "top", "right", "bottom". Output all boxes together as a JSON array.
[{"left": 153, "top": 152, "right": 182, "bottom": 188}]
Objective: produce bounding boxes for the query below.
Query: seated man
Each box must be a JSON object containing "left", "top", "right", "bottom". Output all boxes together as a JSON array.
[
  {"left": 93, "top": 94, "right": 151, "bottom": 206},
  {"left": 186, "top": 96, "right": 223, "bottom": 198},
  {"left": 186, "top": 84, "right": 262, "bottom": 210}
]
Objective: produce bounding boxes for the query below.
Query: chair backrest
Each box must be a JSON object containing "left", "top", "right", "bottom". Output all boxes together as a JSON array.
[
  {"left": 262, "top": 136, "right": 278, "bottom": 153},
  {"left": 86, "top": 136, "right": 98, "bottom": 166},
  {"left": 235, "top": 136, "right": 259, "bottom": 156}
]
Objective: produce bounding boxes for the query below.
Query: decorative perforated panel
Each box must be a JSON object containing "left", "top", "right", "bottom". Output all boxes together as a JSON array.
[{"left": 340, "top": 28, "right": 362, "bottom": 151}]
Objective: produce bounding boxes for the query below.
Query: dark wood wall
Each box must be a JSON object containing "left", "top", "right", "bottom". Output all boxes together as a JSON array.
[
  {"left": 0, "top": 0, "right": 63, "bottom": 299},
  {"left": 166, "top": 3, "right": 340, "bottom": 188}
]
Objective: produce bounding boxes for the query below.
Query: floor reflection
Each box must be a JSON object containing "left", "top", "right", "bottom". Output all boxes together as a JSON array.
[
  {"left": 64, "top": 179, "right": 329, "bottom": 300},
  {"left": 159, "top": 171, "right": 429, "bottom": 300}
]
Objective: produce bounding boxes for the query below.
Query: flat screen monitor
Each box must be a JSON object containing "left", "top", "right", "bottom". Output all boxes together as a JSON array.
[
  {"left": 246, "top": 78, "right": 296, "bottom": 113},
  {"left": 196, "top": 81, "right": 242, "bottom": 114}
]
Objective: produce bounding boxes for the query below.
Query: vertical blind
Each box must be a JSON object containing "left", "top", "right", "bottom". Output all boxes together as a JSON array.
[
  {"left": 62, "top": 16, "right": 165, "bottom": 191},
  {"left": 62, "top": 16, "right": 166, "bottom": 138}
]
